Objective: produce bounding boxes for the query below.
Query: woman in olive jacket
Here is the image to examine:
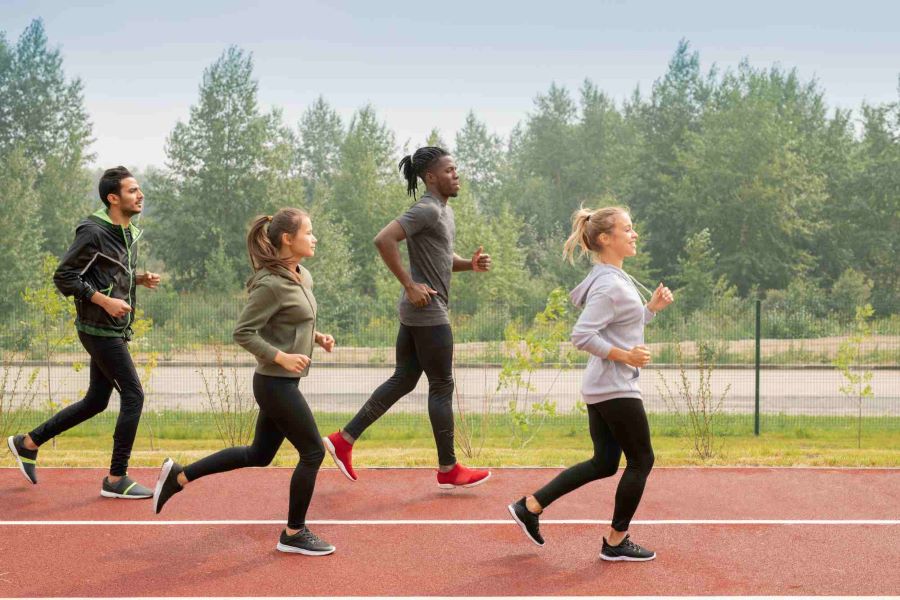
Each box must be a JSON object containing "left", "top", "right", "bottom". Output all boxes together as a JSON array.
[{"left": 152, "top": 207, "right": 338, "bottom": 556}]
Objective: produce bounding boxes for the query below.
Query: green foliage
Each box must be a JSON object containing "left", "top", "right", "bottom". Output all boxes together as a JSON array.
[
  {"left": 21, "top": 254, "right": 78, "bottom": 426},
  {"left": 0, "top": 19, "right": 94, "bottom": 256},
  {"left": 150, "top": 46, "right": 294, "bottom": 289},
  {"left": 0, "top": 351, "right": 39, "bottom": 442},
  {"left": 0, "top": 146, "right": 42, "bottom": 316},
  {"left": 832, "top": 304, "right": 876, "bottom": 448},
  {"left": 498, "top": 288, "right": 575, "bottom": 447}
]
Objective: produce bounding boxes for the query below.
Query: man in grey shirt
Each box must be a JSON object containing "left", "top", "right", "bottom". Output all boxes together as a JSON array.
[{"left": 324, "top": 146, "right": 494, "bottom": 489}]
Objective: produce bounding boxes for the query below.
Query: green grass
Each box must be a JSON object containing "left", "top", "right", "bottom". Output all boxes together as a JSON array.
[{"left": 3, "top": 411, "right": 899, "bottom": 468}]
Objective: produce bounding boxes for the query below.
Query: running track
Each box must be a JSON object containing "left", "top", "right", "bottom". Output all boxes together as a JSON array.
[{"left": 1, "top": 467, "right": 898, "bottom": 597}]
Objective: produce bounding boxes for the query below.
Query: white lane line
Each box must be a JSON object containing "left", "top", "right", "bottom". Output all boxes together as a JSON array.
[
  {"left": 0, "top": 597, "right": 895, "bottom": 600},
  {"left": 1, "top": 519, "right": 898, "bottom": 526}
]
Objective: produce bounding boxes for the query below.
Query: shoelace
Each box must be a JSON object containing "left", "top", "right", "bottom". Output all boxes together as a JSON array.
[
  {"left": 298, "top": 528, "right": 326, "bottom": 545},
  {"left": 620, "top": 537, "right": 647, "bottom": 554}
]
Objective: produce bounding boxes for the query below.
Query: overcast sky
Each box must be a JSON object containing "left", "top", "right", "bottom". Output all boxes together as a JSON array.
[{"left": 2, "top": 0, "right": 898, "bottom": 169}]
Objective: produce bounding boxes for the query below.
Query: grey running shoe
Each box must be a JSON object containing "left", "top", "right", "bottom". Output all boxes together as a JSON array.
[
  {"left": 508, "top": 497, "right": 544, "bottom": 546},
  {"left": 600, "top": 535, "right": 656, "bottom": 562},
  {"left": 276, "top": 527, "right": 336, "bottom": 556},
  {"left": 153, "top": 458, "right": 184, "bottom": 514},
  {"left": 100, "top": 474, "right": 153, "bottom": 499},
  {"left": 7, "top": 435, "right": 38, "bottom": 484}
]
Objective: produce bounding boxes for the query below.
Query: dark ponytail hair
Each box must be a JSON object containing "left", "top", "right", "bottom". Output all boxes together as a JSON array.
[
  {"left": 398, "top": 146, "right": 449, "bottom": 198},
  {"left": 246, "top": 207, "right": 308, "bottom": 286}
]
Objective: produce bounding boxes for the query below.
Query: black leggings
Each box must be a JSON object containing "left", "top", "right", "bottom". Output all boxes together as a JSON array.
[
  {"left": 183, "top": 374, "right": 325, "bottom": 530},
  {"left": 344, "top": 323, "right": 456, "bottom": 466},
  {"left": 533, "top": 397, "right": 654, "bottom": 532},
  {"left": 29, "top": 331, "right": 144, "bottom": 477}
]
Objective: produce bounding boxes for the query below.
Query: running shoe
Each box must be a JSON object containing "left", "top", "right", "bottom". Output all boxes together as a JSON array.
[
  {"left": 276, "top": 527, "right": 336, "bottom": 556},
  {"left": 508, "top": 497, "right": 544, "bottom": 546},
  {"left": 100, "top": 474, "right": 153, "bottom": 499},
  {"left": 600, "top": 535, "right": 656, "bottom": 561},
  {"left": 152, "top": 458, "right": 184, "bottom": 514},
  {"left": 323, "top": 431, "right": 357, "bottom": 481},
  {"left": 7, "top": 434, "right": 38, "bottom": 484},
  {"left": 436, "top": 463, "right": 491, "bottom": 489}
]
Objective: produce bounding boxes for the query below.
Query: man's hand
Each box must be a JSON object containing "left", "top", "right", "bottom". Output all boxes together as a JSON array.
[
  {"left": 274, "top": 352, "right": 311, "bottom": 373},
  {"left": 472, "top": 246, "right": 491, "bottom": 272},
  {"left": 316, "top": 333, "right": 335, "bottom": 353},
  {"left": 102, "top": 297, "right": 132, "bottom": 318},
  {"left": 405, "top": 282, "right": 438, "bottom": 307},
  {"left": 137, "top": 272, "right": 161, "bottom": 289}
]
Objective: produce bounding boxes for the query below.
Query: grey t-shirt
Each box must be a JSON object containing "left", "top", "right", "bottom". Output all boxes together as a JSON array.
[{"left": 395, "top": 191, "right": 455, "bottom": 326}]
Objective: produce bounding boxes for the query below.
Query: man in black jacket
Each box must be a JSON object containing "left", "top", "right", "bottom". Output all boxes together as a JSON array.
[{"left": 7, "top": 166, "right": 160, "bottom": 498}]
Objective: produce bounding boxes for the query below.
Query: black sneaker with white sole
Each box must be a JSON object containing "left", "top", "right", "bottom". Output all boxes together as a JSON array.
[
  {"left": 153, "top": 458, "right": 184, "bottom": 514},
  {"left": 7, "top": 434, "right": 38, "bottom": 484},
  {"left": 508, "top": 497, "right": 544, "bottom": 546},
  {"left": 276, "top": 527, "right": 336, "bottom": 556},
  {"left": 101, "top": 474, "right": 153, "bottom": 499},
  {"left": 600, "top": 535, "right": 656, "bottom": 561}
]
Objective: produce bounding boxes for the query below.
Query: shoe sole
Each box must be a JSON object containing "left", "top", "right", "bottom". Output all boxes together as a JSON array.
[
  {"left": 323, "top": 436, "right": 357, "bottom": 482},
  {"left": 507, "top": 503, "right": 544, "bottom": 547},
  {"left": 276, "top": 542, "right": 336, "bottom": 556},
  {"left": 100, "top": 489, "right": 152, "bottom": 499},
  {"left": 437, "top": 471, "right": 492, "bottom": 489},
  {"left": 600, "top": 552, "right": 656, "bottom": 562},
  {"left": 153, "top": 458, "right": 174, "bottom": 514},
  {"left": 7, "top": 436, "right": 36, "bottom": 485}
]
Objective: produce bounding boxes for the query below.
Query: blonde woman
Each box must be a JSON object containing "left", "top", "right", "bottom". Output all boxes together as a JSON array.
[{"left": 508, "top": 206, "right": 673, "bottom": 561}]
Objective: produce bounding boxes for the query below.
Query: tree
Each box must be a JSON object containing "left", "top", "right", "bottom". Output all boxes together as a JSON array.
[
  {"left": 297, "top": 96, "right": 344, "bottom": 203},
  {"left": 675, "top": 228, "right": 717, "bottom": 313},
  {"left": 0, "top": 147, "right": 42, "bottom": 317},
  {"left": 330, "top": 105, "right": 401, "bottom": 294},
  {"left": 0, "top": 20, "right": 94, "bottom": 256},
  {"left": 151, "top": 46, "right": 299, "bottom": 288},
  {"left": 454, "top": 111, "right": 505, "bottom": 209}
]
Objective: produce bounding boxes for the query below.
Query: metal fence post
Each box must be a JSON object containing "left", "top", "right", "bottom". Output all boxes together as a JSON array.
[{"left": 754, "top": 299, "right": 761, "bottom": 436}]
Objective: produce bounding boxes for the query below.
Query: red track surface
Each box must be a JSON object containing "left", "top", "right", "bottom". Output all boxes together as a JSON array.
[{"left": 1, "top": 467, "right": 898, "bottom": 597}]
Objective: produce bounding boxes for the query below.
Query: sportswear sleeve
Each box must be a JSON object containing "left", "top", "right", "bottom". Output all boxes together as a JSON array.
[
  {"left": 53, "top": 222, "right": 100, "bottom": 301},
  {"left": 232, "top": 283, "right": 282, "bottom": 363},
  {"left": 570, "top": 289, "right": 617, "bottom": 358},
  {"left": 643, "top": 305, "right": 655, "bottom": 324},
  {"left": 396, "top": 200, "right": 440, "bottom": 238}
]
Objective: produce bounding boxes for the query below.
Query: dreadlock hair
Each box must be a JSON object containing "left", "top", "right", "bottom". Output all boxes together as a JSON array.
[
  {"left": 246, "top": 207, "right": 308, "bottom": 286},
  {"left": 398, "top": 146, "right": 449, "bottom": 198}
]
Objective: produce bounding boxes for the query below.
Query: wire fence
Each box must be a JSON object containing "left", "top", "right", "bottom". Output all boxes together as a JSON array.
[{"left": 1, "top": 294, "right": 898, "bottom": 449}]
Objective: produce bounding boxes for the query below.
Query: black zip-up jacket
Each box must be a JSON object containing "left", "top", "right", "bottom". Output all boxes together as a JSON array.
[{"left": 53, "top": 208, "right": 143, "bottom": 339}]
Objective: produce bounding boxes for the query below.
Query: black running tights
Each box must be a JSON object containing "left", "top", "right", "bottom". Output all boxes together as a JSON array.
[
  {"left": 183, "top": 374, "right": 325, "bottom": 530},
  {"left": 533, "top": 397, "right": 654, "bottom": 532},
  {"left": 344, "top": 324, "right": 456, "bottom": 466}
]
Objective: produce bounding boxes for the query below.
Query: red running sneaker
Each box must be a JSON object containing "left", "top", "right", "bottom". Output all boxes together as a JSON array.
[
  {"left": 323, "top": 431, "right": 357, "bottom": 481},
  {"left": 436, "top": 463, "right": 491, "bottom": 489}
]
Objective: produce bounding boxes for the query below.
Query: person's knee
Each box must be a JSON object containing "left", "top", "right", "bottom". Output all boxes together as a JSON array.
[
  {"left": 590, "top": 455, "right": 620, "bottom": 479},
  {"left": 628, "top": 448, "right": 654, "bottom": 475},
  {"left": 246, "top": 446, "right": 277, "bottom": 467},
  {"left": 430, "top": 375, "right": 454, "bottom": 397},
  {"left": 120, "top": 386, "right": 144, "bottom": 413},
  {"left": 301, "top": 442, "right": 325, "bottom": 468},
  {"left": 392, "top": 372, "right": 420, "bottom": 396}
]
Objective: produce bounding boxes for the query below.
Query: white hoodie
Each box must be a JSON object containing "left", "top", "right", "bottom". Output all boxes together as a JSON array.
[{"left": 570, "top": 263, "right": 655, "bottom": 404}]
